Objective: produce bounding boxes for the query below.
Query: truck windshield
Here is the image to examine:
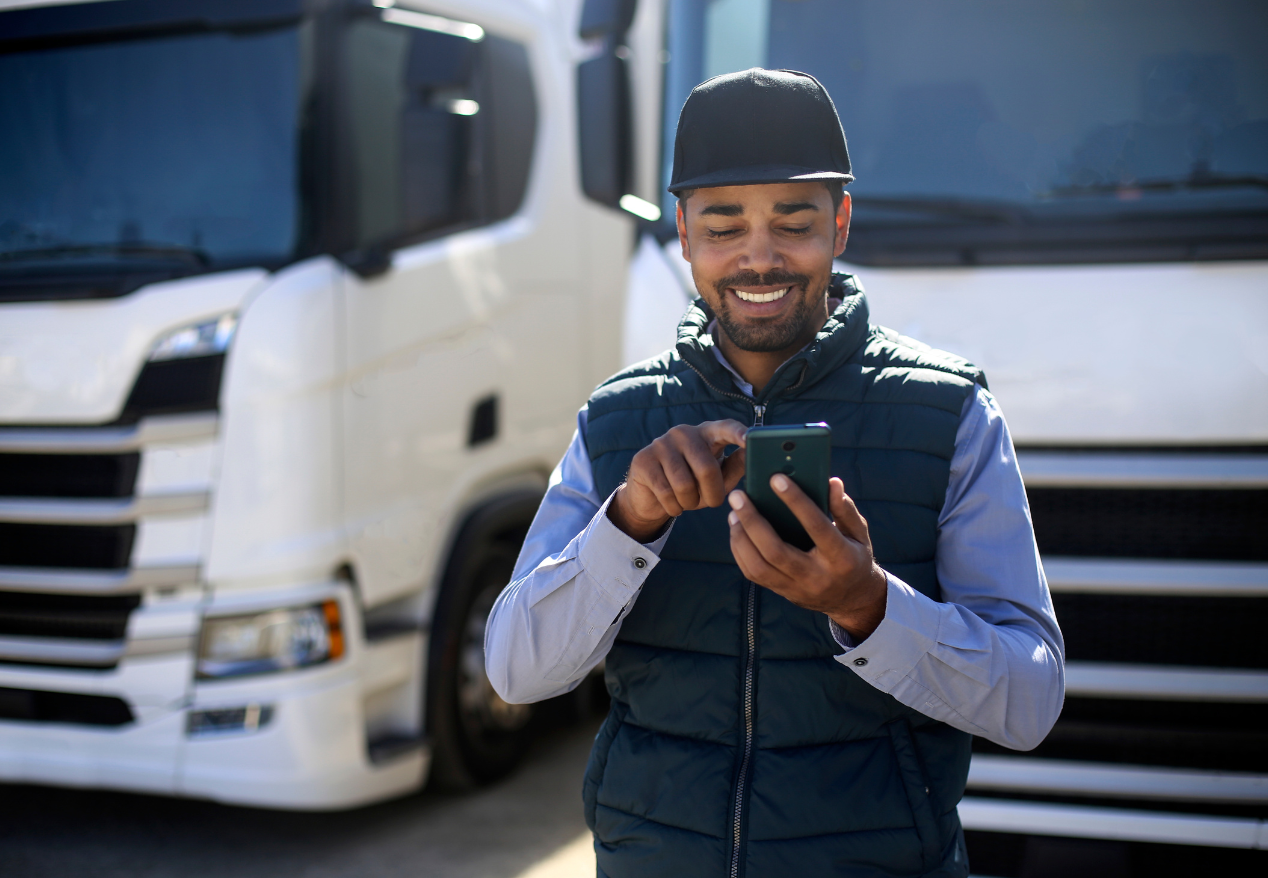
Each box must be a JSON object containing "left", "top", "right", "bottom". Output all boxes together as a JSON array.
[
  {"left": 663, "top": 0, "right": 1268, "bottom": 263},
  {"left": 0, "top": 23, "right": 305, "bottom": 276}
]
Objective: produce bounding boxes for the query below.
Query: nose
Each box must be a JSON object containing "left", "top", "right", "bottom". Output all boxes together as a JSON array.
[{"left": 737, "top": 225, "right": 783, "bottom": 277}]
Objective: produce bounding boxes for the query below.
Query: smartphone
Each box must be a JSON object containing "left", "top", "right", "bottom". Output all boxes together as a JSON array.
[{"left": 744, "top": 423, "right": 831, "bottom": 551}]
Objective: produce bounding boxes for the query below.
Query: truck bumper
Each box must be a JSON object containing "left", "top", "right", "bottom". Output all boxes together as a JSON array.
[
  {"left": 0, "top": 657, "right": 428, "bottom": 810},
  {"left": 0, "top": 583, "right": 429, "bottom": 810},
  {"left": 179, "top": 659, "right": 430, "bottom": 810}
]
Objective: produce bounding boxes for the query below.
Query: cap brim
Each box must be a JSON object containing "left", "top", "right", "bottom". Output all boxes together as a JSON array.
[{"left": 668, "top": 165, "right": 853, "bottom": 193}]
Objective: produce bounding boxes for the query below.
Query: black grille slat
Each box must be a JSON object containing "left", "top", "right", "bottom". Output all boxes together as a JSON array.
[
  {"left": 122, "top": 353, "right": 224, "bottom": 419},
  {"left": 0, "top": 522, "right": 135, "bottom": 569},
  {"left": 1028, "top": 487, "right": 1268, "bottom": 561},
  {"left": 974, "top": 698, "right": 1268, "bottom": 773},
  {"left": 0, "top": 687, "right": 133, "bottom": 726},
  {"left": 0, "top": 592, "right": 140, "bottom": 641},
  {"left": 0, "top": 452, "right": 139, "bottom": 499},
  {"left": 1055, "top": 593, "right": 1267, "bottom": 669},
  {"left": 965, "top": 830, "right": 1268, "bottom": 878}
]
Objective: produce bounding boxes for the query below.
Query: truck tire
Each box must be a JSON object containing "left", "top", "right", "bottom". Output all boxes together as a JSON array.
[{"left": 427, "top": 506, "right": 537, "bottom": 789}]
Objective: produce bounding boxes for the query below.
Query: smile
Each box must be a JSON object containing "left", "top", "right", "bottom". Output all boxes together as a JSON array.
[{"left": 734, "top": 287, "right": 789, "bottom": 303}]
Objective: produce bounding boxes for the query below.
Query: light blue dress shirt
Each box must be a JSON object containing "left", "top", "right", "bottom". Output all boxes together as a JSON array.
[{"left": 485, "top": 356, "right": 1065, "bottom": 751}]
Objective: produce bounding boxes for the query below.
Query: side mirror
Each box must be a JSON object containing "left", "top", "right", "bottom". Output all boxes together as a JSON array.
[
  {"left": 579, "top": 0, "right": 638, "bottom": 40},
  {"left": 578, "top": 52, "right": 632, "bottom": 207},
  {"left": 576, "top": 0, "right": 638, "bottom": 209}
]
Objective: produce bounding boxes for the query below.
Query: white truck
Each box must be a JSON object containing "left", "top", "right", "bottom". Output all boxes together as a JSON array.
[
  {"left": 621, "top": 0, "right": 1268, "bottom": 874},
  {"left": 0, "top": 0, "right": 650, "bottom": 808},
  {"left": 3, "top": 0, "right": 1267, "bottom": 872}
]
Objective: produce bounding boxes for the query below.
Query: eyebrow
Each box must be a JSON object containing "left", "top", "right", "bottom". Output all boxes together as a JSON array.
[
  {"left": 774, "top": 201, "right": 820, "bottom": 215},
  {"left": 699, "top": 203, "right": 744, "bottom": 217},
  {"left": 697, "top": 200, "right": 822, "bottom": 218}
]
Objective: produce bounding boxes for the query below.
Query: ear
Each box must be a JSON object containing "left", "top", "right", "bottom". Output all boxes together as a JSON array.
[
  {"left": 833, "top": 192, "right": 851, "bottom": 258},
  {"left": 677, "top": 202, "right": 691, "bottom": 262}
]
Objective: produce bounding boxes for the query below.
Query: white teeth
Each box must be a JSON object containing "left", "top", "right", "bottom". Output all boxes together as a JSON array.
[{"left": 734, "top": 287, "right": 789, "bottom": 303}]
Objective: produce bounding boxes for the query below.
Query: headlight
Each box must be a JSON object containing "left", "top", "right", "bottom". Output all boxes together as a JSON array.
[
  {"left": 149, "top": 313, "right": 237, "bottom": 362},
  {"left": 197, "top": 600, "right": 345, "bottom": 679}
]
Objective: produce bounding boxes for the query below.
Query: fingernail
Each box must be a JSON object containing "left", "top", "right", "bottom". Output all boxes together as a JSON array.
[
  {"left": 772, "top": 474, "right": 790, "bottom": 491},
  {"left": 728, "top": 491, "right": 744, "bottom": 510},
  {"left": 728, "top": 511, "right": 738, "bottom": 526}
]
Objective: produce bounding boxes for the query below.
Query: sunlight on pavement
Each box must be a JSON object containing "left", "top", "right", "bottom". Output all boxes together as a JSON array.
[{"left": 512, "top": 831, "right": 595, "bottom": 878}]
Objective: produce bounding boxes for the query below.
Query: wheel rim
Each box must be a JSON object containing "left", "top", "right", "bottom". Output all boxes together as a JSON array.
[{"left": 457, "top": 581, "right": 531, "bottom": 734}]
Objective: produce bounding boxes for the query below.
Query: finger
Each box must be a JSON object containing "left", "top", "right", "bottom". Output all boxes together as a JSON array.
[
  {"left": 827, "top": 477, "right": 870, "bottom": 544},
  {"left": 728, "top": 508, "right": 792, "bottom": 587},
  {"left": 770, "top": 474, "right": 843, "bottom": 551},
  {"left": 640, "top": 462, "right": 686, "bottom": 518},
  {"left": 698, "top": 419, "right": 749, "bottom": 455},
  {"left": 727, "top": 489, "right": 800, "bottom": 570},
  {"left": 655, "top": 443, "right": 702, "bottom": 511},
  {"left": 673, "top": 431, "right": 730, "bottom": 508}
]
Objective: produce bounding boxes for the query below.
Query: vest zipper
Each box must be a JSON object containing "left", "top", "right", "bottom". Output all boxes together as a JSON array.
[
  {"left": 680, "top": 351, "right": 797, "bottom": 876},
  {"left": 682, "top": 358, "right": 753, "bottom": 406},
  {"left": 729, "top": 580, "right": 757, "bottom": 878},
  {"left": 680, "top": 352, "right": 810, "bottom": 424}
]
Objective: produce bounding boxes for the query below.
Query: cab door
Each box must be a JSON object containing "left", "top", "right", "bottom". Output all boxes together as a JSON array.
[{"left": 336, "top": 7, "right": 581, "bottom": 606}]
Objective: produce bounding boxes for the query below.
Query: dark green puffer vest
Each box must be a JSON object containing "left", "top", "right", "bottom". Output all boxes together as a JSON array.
[{"left": 582, "top": 276, "right": 987, "bottom": 878}]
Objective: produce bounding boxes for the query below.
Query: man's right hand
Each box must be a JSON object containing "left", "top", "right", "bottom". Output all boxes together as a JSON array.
[{"left": 607, "top": 419, "right": 750, "bottom": 542}]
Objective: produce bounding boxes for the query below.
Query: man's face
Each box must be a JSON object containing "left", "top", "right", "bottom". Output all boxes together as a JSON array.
[{"left": 677, "top": 182, "right": 850, "bottom": 354}]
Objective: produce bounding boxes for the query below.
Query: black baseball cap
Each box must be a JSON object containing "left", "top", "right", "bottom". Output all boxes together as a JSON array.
[{"left": 668, "top": 68, "right": 853, "bottom": 193}]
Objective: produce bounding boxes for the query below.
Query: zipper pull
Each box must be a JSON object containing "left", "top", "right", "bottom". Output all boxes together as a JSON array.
[{"left": 752, "top": 404, "right": 766, "bottom": 426}]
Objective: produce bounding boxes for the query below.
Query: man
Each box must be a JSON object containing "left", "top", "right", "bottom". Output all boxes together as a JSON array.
[{"left": 486, "top": 69, "right": 1063, "bottom": 877}]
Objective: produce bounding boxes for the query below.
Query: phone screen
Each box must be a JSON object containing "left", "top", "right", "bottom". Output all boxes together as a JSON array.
[{"left": 744, "top": 423, "right": 831, "bottom": 551}]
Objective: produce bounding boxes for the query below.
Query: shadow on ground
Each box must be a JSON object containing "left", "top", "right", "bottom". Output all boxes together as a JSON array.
[{"left": 0, "top": 716, "right": 603, "bottom": 878}]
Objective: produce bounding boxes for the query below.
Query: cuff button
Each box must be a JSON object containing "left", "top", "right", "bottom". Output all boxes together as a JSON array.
[
  {"left": 633, "top": 557, "right": 647, "bottom": 569},
  {"left": 853, "top": 657, "right": 868, "bottom": 667}
]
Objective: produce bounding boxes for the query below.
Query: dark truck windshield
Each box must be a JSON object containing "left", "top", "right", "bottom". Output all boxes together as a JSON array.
[
  {"left": 0, "top": 11, "right": 305, "bottom": 295},
  {"left": 663, "top": 0, "right": 1268, "bottom": 264}
]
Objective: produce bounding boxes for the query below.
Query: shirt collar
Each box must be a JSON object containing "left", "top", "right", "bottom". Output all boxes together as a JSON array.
[{"left": 705, "top": 302, "right": 842, "bottom": 399}]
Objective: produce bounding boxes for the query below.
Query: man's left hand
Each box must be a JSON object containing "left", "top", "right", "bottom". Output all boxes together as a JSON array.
[{"left": 727, "top": 475, "right": 888, "bottom": 640}]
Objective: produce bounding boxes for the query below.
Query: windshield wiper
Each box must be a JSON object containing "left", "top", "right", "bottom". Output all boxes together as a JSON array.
[
  {"left": 0, "top": 242, "right": 211, "bottom": 267},
  {"left": 1049, "top": 171, "right": 1268, "bottom": 198},
  {"left": 849, "top": 195, "right": 1032, "bottom": 224}
]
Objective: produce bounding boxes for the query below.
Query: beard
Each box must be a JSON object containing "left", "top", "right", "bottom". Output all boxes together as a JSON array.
[{"left": 712, "top": 268, "right": 822, "bottom": 352}]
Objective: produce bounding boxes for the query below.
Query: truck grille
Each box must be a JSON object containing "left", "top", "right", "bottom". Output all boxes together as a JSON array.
[
  {"left": 1054, "top": 593, "right": 1267, "bottom": 669},
  {"left": 0, "top": 522, "right": 136, "bottom": 569},
  {"left": 0, "top": 413, "right": 217, "bottom": 671},
  {"left": 1028, "top": 487, "right": 1268, "bottom": 561},
  {"left": 971, "top": 448, "right": 1268, "bottom": 849}
]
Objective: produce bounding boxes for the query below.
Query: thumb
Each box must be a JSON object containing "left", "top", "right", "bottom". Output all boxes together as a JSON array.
[{"left": 829, "top": 477, "right": 870, "bottom": 545}]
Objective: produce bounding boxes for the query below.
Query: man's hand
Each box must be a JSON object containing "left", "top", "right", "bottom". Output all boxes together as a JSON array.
[
  {"left": 727, "top": 475, "right": 888, "bottom": 640},
  {"left": 608, "top": 419, "right": 749, "bottom": 542}
]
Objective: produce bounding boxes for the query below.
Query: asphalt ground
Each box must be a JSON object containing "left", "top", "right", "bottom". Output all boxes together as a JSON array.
[{"left": 0, "top": 716, "right": 603, "bottom": 878}]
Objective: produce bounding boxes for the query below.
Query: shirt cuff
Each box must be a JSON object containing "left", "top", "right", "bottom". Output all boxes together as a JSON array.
[
  {"left": 576, "top": 491, "right": 672, "bottom": 598},
  {"left": 830, "top": 571, "right": 944, "bottom": 693}
]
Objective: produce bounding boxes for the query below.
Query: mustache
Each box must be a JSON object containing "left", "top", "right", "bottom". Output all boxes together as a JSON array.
[{"left": 714, "top": 269, "right": 810, "bottom": 296}]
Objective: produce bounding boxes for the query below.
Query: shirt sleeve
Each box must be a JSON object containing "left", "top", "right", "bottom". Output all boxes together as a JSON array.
[
  {"left": 484, "top": 407, "right": 672, "bottom": 704},
  {"left": 829, "top": 385, "right": 1066, "bottom": 751}
]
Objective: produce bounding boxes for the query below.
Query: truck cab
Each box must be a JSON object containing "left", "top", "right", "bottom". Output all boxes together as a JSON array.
[
  {"left": 0, "top": 0, "right": 633, "bottom": 808},
  {"left": 623, "top": 0, "right": 1268, "bottom": 872}
]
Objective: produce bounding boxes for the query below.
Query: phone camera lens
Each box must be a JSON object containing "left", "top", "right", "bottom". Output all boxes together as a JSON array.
[{"left": 782, "top": 441, "right": 796, "bottom": 452}]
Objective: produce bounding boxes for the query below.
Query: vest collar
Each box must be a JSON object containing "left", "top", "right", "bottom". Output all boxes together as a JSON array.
[{"left": 675, "top": 273, "right": 871, "bottom": 404}]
